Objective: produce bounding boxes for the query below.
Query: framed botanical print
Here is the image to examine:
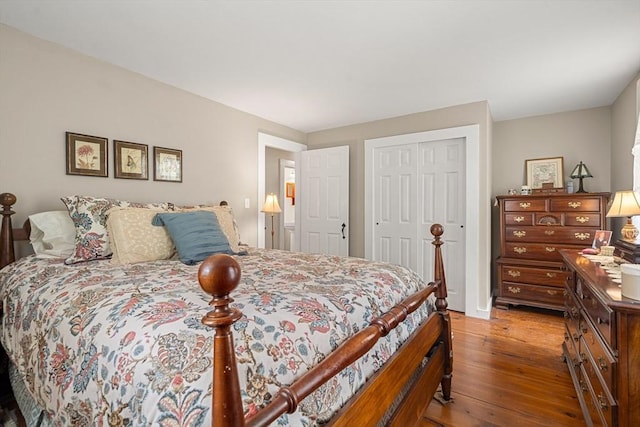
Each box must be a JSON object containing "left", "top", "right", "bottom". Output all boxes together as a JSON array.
[
  {"left": 525, "top": 157, "right": 564, "bottom": 189},
  {"left": 114, "top": 140, "right": 148, "bottom": 180},
  {"left": 66, "top": 132, "right": 108, "bottom": 177},
  {"left": 153, "top": 147, "right": 182, "bottom": 182}
]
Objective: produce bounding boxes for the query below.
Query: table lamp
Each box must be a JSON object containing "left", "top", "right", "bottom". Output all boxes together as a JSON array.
[
  {"left": 261, "top": 193, "right": 282, "bottom": 249},
  {"left": 570, "top": 161, "right": 593, "bottom": 193},
  {"left": 606, "top": 190, "right": 640, "bottom": 241}
]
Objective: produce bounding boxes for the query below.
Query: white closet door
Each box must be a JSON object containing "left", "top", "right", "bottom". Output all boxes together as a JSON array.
[
  {"left": 372, "top": 143, "right": 418, "bottom": 271},
  {"left": 418, "top": 138, "right": 466, "bottom": 312}
]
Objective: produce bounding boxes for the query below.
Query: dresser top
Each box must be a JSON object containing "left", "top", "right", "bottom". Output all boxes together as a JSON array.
[
  {"left": 560, "top": 249, "right": 640, "bottom": 312},
  {"left": 496, "top": 192, "right": 610, "bottom": 200}
]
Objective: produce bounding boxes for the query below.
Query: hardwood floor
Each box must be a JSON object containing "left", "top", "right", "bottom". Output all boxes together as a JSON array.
[{"left": 421, "top": 306, "right": 585, "bottom": 427}]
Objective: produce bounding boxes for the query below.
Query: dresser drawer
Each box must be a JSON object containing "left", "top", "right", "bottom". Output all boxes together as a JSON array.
[
  {"left": 550, "top": 197, "right": 602, "bottom": 212},
  {"left": 500, "top": 282, "right": 565, "bottom": 306},
  {"left": 580, "top": 337, "right": 617, "bottom": 427},
  {"left": 504, "top": 213, "right": 534, "bottom": 225},
  {"left": 505, "top": 226, "right": 595, "bottom": 245},
  {"left": 504, "top": 242, "right": 581, "bottom": 262},
  {"left": 580, "top": 324, "right": 616, "bottom": 400},
  {"left": 500, "top": 264, "right": 568, "bottom": 287},
  {"left": 563, "top": 323, "right": 580, "bottom": 368},
  {"left": 577, "top": 277, "right": 615, "bottom": 347},
  {"left": 565, "top": 213, "right": 602, "bottom": 227},
  {"left": 579, "top": 363, "right": 614, "bottom": 427},
  {"left": 503, "top": 199, "right": 547, "bottom": 212}
]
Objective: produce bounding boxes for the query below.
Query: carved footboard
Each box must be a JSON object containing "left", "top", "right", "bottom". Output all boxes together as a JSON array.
[{"left": 198, "top": 225, "right": 452, "bottom": 427}]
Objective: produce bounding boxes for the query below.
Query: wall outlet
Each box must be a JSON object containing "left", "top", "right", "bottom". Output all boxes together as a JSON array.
[{"left": 244, "top": 198, "right": 250, "bottom": 209}]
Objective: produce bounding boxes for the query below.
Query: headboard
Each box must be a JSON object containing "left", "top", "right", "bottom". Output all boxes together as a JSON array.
[{"left": 0, "top": 193, "right": 30, "bottom": 269}]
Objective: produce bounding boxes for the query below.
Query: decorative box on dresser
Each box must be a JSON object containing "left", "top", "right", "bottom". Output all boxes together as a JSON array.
[
  {"left": 561, "top": 249, "right": 640, "bottom": 426},
  {"left": 496, "top": 193, "right": 610, "bottom": 311}
]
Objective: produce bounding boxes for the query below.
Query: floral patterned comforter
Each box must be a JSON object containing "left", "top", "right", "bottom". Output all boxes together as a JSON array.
[{"left": 0, "top": 248, "right": 434, "bottom": 426}]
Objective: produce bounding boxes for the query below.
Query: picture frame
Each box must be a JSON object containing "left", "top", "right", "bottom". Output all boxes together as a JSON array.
[
  {"left": 592, "top": 230, "right": 612, "bottom": 249},
  {"left": 114, "top": 140, "right": 148, "bottom": 180},
  {"left": 286, "top": 182, "right": 296, "bottom": 205},
  {"left": 65, "top": 132, "right": 108, "bottom": 177},
  {"left": 525, "top": 156, "right": 564, "bottom": 189},
  {"left": 153, "top": 147, "right": 182, "bottom": 182}
]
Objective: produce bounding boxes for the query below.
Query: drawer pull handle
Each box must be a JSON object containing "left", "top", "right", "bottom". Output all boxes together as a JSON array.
[
  {"left": 576, "top": 216, "right": 590, "bottom": 223},
  {"left": 574, "top": 232, "right": 590, "bottom": 240},
  {"left": 507, "top": 286, "right": 521, "bottom": 294},
  {"left": 514, "top": 216, "right": 525, "bottom": 223},
  {"left": 545, "top": 247, "right": 556, "bottom": 252},
  {"left": 546, "top": 272, "right": 557, "bottom": 278},
  {"left": 513, "top": 247, "right": 527, "bottom": 254},
  {"left": 568, "top": 202, "right": 582, "bottom": 209},
  {"left": 573, "top": 333, "right": 579, "bottom": 342},
  {"left": 513, "top": 230, "right": 526, "bottom": 238},
  {"left": 598, "top": 356, "right": 608, "bottom": 372},
  {"left": 597, "top": 317, "right": 609, "bottom": 325},
  {"left": 579, "top": 380, "right": 588, "bottom": 392},
  {"left": 507, "top": 270, "right": 521, "bottom": 278},
  {"left": 544, "top": 230, "right": 555, "bottom": 235},
  {"left": 519, "top": 202, "right": 531, "bottom": 208},
  {"left": 598, "top": 394, "right": 608, "bottom": 411},
  {"left": 547, "top": 290, "right": 558, "bottom": 295}
]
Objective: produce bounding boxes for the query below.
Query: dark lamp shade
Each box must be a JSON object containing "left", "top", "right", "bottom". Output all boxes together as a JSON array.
[{"left": 570, "top": 161, "right": 593, "bottom": 179}]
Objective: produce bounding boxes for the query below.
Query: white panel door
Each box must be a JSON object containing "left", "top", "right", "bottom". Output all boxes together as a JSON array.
[
  {"left": 297, "top": 146, "right": 349, "bottom": 256},
  {"left": 372, "top": 143, "right": 418, "bottom": 271},
  {"left": 418, "top": 138, "right": 466, "bottom": 312}
]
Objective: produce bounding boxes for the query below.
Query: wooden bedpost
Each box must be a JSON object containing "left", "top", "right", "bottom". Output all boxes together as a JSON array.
[
  {"left": 430, "top": 223, "right": 453, "bottom": 401},
  {"left": 0, "top": 193, "right": 17, "bottom": 269},
  {"left": 199, "top": 254, "right": 245, "bottom": 427}
]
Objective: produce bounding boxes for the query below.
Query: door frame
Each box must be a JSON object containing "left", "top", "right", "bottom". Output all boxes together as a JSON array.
[
  {"left": 258, "top": 132, "right": 306, "bottom": 249},
  {"left": 364, "top": 124, "right": 491, "bottom": 319}
]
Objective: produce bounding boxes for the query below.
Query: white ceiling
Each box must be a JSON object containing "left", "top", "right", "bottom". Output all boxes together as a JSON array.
[{"left": 1, "top": 1, "right": 639, "bottom": 132}]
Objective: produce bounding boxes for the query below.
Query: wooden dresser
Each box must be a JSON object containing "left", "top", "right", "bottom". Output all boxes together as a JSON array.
[
  {"left": 496, "top": 193, "right": 609, "bottom": 311},
  {"left": 561, "top": 250, "right": 640, "bottom": 426}
]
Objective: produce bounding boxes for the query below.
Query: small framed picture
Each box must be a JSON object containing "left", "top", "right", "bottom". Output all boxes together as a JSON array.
[
  {"left": 525, "top": 157, "right": 564, "bottom": 189},
  {"left": 154, "top": 147, "right": 182, "bottom": 182},
  {"left": 114, "top": 140, "right": 148, "bottom": 180},
  {"left": 592, "top": 230, "right": 612, "bottom": 249},
  {"left": 66, "top": 132, "right": 108, "bottom": 177}
]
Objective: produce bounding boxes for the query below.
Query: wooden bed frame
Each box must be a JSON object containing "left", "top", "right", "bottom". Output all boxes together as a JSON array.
[{"left": 0, "top": 192, "right": 453, "bottom": 426}]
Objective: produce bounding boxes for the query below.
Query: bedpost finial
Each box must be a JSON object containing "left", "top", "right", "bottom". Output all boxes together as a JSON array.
[
  {"left": 430, "top": 223, "right": 443, "bottom": 238},
  {"left": 0, "top": 193, "right": 16, "bottom": 209},
  {"left": 198, "top": 254, "right": 241, "bottom": 297}
]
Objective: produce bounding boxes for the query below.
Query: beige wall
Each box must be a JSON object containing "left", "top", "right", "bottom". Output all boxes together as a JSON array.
[
  {"left": 307, "top": 101, "right": 492, "bottom": 259},
  {"left": 0, "top": 25, "right": 306, "bottom": 246},
  {"left": 609, "top": 73, "right": 640, "bottom": 240}
]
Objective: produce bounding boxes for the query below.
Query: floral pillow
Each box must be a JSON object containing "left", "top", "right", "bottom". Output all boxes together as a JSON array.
[{"left": 61, "top": 195, "right": 168, "bottom": 264}]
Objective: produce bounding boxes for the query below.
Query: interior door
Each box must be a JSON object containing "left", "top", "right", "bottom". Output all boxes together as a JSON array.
[
  {"left": 418, "top": 138, "right": 466, "bottom": 312},
  {"left": 296, "top": 146, "right": 349, "bottom": 256}
]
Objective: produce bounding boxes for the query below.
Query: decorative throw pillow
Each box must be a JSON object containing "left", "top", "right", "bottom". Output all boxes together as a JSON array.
[
  {"left": 61, "top": 195, "right": 169, "bottom": 264},
  {"left": 179, "top": 205, "right": 242, "bottom": 253},
  {"left": 106, "top": 207, "right": 176, "bottom": 265},
  {"left": 152, "top": 211, "right": 235, "bottom": 265},
  {"left": 28, "top": 210, "right": 76, "bottom": 257}
]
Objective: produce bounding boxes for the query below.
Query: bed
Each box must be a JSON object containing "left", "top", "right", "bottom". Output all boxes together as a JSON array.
[{"left": 0, "top": 192, "right": 453, "bottom": 426}]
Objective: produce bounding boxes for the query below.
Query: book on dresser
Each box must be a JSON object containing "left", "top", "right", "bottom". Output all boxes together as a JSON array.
[
  {"left": 561, "top": 249, "right": 640, "bottom": 427},
  {"left": 495, "top": 192, "right": 610, "bottom": 311}
]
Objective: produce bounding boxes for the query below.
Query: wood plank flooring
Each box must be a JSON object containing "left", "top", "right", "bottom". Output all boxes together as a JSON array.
[{"left": 420, "top": 306, "right": 584, "bottom": 427}]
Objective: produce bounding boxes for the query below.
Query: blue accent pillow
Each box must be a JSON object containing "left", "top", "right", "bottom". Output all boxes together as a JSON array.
[{"left": 152, "top": 211, "right": 234, "bottom": 265}]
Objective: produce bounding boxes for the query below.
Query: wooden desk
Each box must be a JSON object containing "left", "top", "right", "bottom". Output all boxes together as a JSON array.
[{"left": 561, "top": 249, "right": 640, "bottom": 426}]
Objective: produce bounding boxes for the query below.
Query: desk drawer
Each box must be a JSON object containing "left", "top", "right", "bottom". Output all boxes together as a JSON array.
[
  {"left": 580, "top": 313, "right": 616, "bottom": 392},
  {"left": 580, "top": 337, "right": 617, "bottom": 427}
]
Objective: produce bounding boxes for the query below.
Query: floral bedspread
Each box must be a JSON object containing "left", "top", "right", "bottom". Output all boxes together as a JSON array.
[{"left": 0, "top": 248, "right": 434, "bottom": 426}]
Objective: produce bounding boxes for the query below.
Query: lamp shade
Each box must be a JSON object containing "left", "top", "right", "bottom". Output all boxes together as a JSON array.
[
  {"left": 261, "top": 193, "right": 282, "bottom": 214},
  {"left": 570, "top": 161, "right": 593, "bottom": 179},
  {"left": 606, "top": 190, "right": 640, "bottom": 218}
]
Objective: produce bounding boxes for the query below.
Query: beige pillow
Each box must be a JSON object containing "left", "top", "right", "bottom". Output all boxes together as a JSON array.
[
  {"left": 107, "top": 207, "right": 175, "bottom": 265},
  {"left": 180, "top": 205, "right": 241, "bottom": 253}
]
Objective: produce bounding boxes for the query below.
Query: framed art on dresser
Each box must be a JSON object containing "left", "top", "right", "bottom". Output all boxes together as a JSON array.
[
  {"left": 525, "top": 156, "right": 564, "bottom": 189},
  {"left": 65, "top": 132, "right": 108, "bottom": 177},
  {"left": 114, "top": 140, "right": 148, "bottom": 180}
]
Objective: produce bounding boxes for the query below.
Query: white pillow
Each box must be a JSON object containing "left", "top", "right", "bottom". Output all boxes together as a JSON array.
[{"left": 29, "top": 210, "right": 76, "bottom": 257}]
